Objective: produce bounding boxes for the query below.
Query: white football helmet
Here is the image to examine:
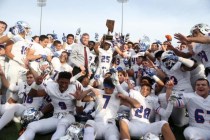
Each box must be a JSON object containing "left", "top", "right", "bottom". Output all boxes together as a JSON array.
[
  {"left": 161, "top": 51, "right": 178, "bottom": 70},
  {"left": 38, "top": 61, "right": 52, "bottom": 75},
  {"left": 190, "top": 23, "right": 210, "bottom": 35},
  {"left": 20, "top": 107, "right": 39, "bottom": 127},
  {"left": 65, "top": 122, "right": 84, "bottom": 140},
  {"left": 143, "top": 132, "right": 159, "bottom": 140},
  {"left": 16, "top": 21, "right": 31, "bottom": 36},
  {"left": 139, "top": 35, "right": 150, "bottom": 52}
]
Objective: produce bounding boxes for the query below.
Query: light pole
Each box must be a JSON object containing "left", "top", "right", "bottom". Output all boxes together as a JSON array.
[
  {"left": 37, "top": 0, "right": 47, "bottom": 35},
  {"left": 117, "top": 0, "right": 128, "bottom": 35}
]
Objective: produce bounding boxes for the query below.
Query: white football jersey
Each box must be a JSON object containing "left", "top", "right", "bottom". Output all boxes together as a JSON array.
[
  {"left": 89, "top": 50, "right": 97, "bottom": 66},
  {"left": 176, "top": 93, "right": 210, "bottom": 130},
  {"left": 65, "top": 43, "right": 75, "bottom": 54},
  {"left": 11, "top": 40, "right": 29, "bottom": 59},
  {"left": 193, "top": 43, "right": 210, "bottom": 68},
  {"left": 161, "top": 62, "right": 193, "bottom": 92},
  {"left": 129, "top": 90, "right": 158, "bottom": 123},
  {"left": 115, "top": 51, "right": 131, "bottom": 69},
  {"left": 98, "top": 48, "right": 113, "bottom": 73},
  {"left": 45, "top": 81, "right": 77, "bottom": 114},
  {"left": 94, "top": 89, "right": 121, "bottom": 122},
  {"left": 9, "top": 81, "right": 43, "bottom": 109}
]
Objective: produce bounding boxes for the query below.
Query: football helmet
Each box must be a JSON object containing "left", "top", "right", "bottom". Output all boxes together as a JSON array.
[
  {"left": 161, "top": 51, "right": 178, "bottom": 70},
  {"left": 66, "top": 122, "right": 84, "bottom": 140},
  {"left": 16, "top": 21, "right": 31, "bottom": 36},
  {"left": 190, "top": 23, "right": 210, "bottom": 35},
  {"left": 143, "top": 132, "right": 159, "bottom": 140},
  {"left": 38, "top": 61, "right": 52, "bottom": 75},
  {"left": 139, "top": 35, "right": 150, "bottom": 52},
  {"left": 20, "top": 107, "right": 39, "bottom": 127}
]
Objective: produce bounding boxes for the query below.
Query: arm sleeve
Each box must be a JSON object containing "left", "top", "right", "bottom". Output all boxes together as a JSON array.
[{"left": 70, "top": 45, "right": 82, "bottom": 67}]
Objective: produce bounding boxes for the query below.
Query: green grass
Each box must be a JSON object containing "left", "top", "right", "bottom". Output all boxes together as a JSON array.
[
  {"left": 0, "top": 121, "right": 186, "bottom": 140},
  {"left": 0, "top": 121, "right": 52, "bottom": 140}
]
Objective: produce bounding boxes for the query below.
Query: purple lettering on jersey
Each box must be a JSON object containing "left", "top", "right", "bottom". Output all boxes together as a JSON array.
[
  {"left": 195, "top": 109, "right": 204, "bottom": 123},
  {"left": 58, "top": 102, "right": 67, "bottom": 110},
  {"left": 102, "top": 95, "right": 111, "bottom": 109},
  {"left": 135, "top": 106, "right": 151, "bottom": 119},
  {"left": 101, "top": 56, "right": 110, "bottom": 63},
  {"left": 198, "top": 51, "right": 208, "bottom": 63}
]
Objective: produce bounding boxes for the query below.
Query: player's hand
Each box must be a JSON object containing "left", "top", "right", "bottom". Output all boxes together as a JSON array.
[
  {"left": 165, "top": 80, "right": 174, "bottom": 89},
  {"left": 35, "top": 74, "right": 47, "bottom": 85},
  {"left": 79, "top": 65, "right": 86, "bottom": 71},
  {"left": 174, "top": 33, "right": 190, "bottom": 44},
  {"left": 71, "top": 85, "right": 83, "bottom": 100}
]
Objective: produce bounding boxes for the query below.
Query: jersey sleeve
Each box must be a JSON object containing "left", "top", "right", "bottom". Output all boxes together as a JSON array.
[{"left": 8, "top": 83, "right": 20, "bottom": 92}]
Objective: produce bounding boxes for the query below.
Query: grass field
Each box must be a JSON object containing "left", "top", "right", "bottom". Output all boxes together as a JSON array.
[{"left": 0, "top": 121, "right": 186, "bottom": 140}]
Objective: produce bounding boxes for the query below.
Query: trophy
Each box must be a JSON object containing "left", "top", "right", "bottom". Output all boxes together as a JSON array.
[
  {"left": 75, "top": 28, "right": 81, "bottom": 43},
  {"left": 104, "top": 19, "right": 115, "bottom": 41}
]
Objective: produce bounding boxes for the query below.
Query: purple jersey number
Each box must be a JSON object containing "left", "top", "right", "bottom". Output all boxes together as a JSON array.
[
  {"left": 58, "top": 102, "right": 67, "bottom": 110},
  {"left": 135, "top": 106, "right": 151, "bottom": 119},
  {"left": 102, "top": 95, "right": 111, "bottom": 109}
]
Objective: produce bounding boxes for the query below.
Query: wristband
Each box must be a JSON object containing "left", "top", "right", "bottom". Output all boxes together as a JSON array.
[
  {"left": 152, "top": 75, "right": 160, "bottom": 82},
  {"left": 7, "top": 32, "right": 14, "bottom": 39},
  {"left": 76, "top": 100, "right": 82, "bottom": 107}
]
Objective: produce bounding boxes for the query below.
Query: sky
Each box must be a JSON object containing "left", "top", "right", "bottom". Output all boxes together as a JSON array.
[{"left": 0, "top": 0, "right": 210, "bottom": 45}]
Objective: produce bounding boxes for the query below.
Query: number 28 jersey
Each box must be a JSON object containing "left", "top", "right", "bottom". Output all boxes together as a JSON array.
[{"left": 129, "top": 90, "right": 158, "bottom": 123}]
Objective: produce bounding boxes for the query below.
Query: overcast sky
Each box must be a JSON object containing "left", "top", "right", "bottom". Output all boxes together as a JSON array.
[{"left": 0, "top": 0, "right": 210, "bottom": 45}]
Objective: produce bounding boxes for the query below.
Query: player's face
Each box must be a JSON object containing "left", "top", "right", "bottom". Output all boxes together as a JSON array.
[
  {"left": 151, "top": 44, "right": 158, "bottom": 52},
  {"left": 118, "top": 72, "right": 125, "bottom": 83},
  {"left": 0, "top": 23, "right": 6, "bottom": 35},
  {"left": 67, "top": 36, "right": 74, "bottom": 44},
  {"left": 57, "top": 78, "right": 70, "bottom": 93},
  {"left": 104, "top": 87, "right": 114, "bottom": 94},
  {"left": 195, "top": 80, "right": 210, "bottom": 98},
  {"left": 192, "top": 29, "right": 204, "bottom": 37},
  {"left": 40, "top": 38, "right": 49, "bottom": 48},
  {"left": 55, "top": 43, "right": 63, "bottom": 51},
  {"left": 140, "top": 85, "right": 151, "bottom": 97},
  {"left": 60, "top": 52, "right": 68, "bottom": 63},
  {"left": 104, "top": 43, "right": 110, "bottom": 50},
  {"left": 81, "top": 77, "right": 89, "bottom": 87},
  {"left": 26, "top": 74, "right": 34, "bottom": 85}
]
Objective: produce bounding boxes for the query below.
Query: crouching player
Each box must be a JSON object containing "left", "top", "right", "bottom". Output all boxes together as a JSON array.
[{"left": 119, "top": 82, "right": 176, "bottom": 140}]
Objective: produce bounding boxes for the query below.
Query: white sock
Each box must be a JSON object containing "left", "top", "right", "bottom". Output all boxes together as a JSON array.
[
  {"left": 83, "top": 127, "right": 95, "bottom": 140},
  {"left": 0, "top": 107, "right": 15, "bottom": 130},
  {"left": 51, "top": 124, "right": 66, "bottom": 140}
]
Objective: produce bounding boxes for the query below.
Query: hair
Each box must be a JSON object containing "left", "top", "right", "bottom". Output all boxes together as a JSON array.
[
  {"left": 118, "top": 70, "right": 127, "bottom": 77},
  {"left": 89, "top": 41, "right": 95, "bottom": 46},
  {"left": 32, "top": 35, "right": 39, "bottom": 40},
  {"left": 82, "top": 33, "right": 89, "bottom": 37},
  {"left": 141, "top": 83, "right": 152, "bottom": 91},
  {"left": 39, "top": 35, "right": 49, "bottom": 41},
  {"left": 154, "top": 50, "right": 164, "bottom": 58},
  {"left": 140, "top": 76, "right": 153, "bottom": 85},
  {"left": 103, "top": 77, "right": 115, "bottom": 88},
  {"left": 0, "top": 21, "right": 7, "bottom": 30},
  {"left": 61, "top": 51, "right": 70, "bottom": 56},
  {"left": 195, "top": 78, "right": 209, "bottom": 86},
  {"left": 58, "top": 71, "right": 72, "bottom": 80},
  {"left": 26, "top": 71, "right": 33, "bottom": 76},
  {"left": 67, "top": 34, "right": 74, "bottom": 39},
  {"left": 53, "top": 40, "right": 61, "bottom": 46}
]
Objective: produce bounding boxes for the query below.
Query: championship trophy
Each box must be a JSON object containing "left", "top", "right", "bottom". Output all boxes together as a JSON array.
[{"left": 104, "top": 19, "right": 115, "bottom": 41}]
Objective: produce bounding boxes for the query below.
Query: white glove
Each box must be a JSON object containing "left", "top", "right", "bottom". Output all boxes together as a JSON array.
[
  {"left": 111, "top": 72, "right": 120, "bottom": 86},
  {"left": 168, "top": 92, "right": 180, "bottom": 104}
]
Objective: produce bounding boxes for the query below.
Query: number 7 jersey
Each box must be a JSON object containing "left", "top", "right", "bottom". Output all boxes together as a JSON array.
[{"left": 94, "top": 89, "right": 121, "bottom": 122}]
